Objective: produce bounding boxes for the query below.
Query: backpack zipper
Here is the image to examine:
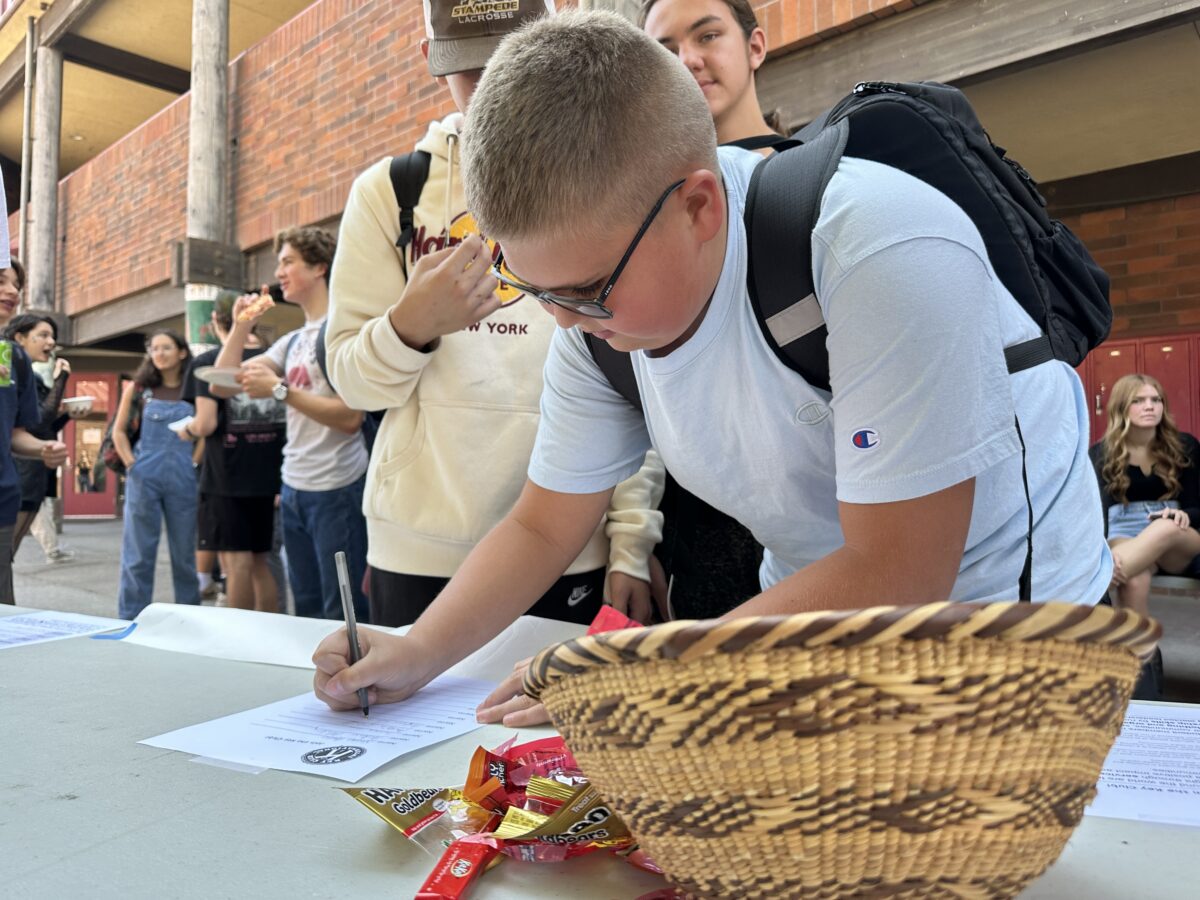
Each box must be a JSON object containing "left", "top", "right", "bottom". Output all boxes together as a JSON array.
[{"left": 853, "top": 81, "right": 906, "bottom": 96}]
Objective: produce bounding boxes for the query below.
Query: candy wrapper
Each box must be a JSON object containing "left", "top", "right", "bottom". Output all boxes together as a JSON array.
[
  {"left": 346, "top": 787, "right": 498, "bottom": 857},
  {"left": 416, "top": 836, "right": 503, "bottom": 900},
  {"left": 345, "top": 606, "right": 660, "bottom": 897}
]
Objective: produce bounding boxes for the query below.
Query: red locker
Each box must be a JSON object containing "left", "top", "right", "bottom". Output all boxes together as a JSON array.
[
  {"left": 1087, "top": 341, "right": 1139, "bottom": 442},
  {"left": 1142, "top": 339, "right": 1194, "bottom": 437},
  {"left": 1074, "top": 332, "right": 1200, "bottom": 445}
]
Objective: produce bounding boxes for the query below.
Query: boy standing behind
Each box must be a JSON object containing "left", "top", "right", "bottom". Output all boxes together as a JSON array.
[
  {"left": 182, "top": 294, "right": 286, "bottom": 611},
  {"left": 324, "top": 1, "right": 664, "bottom": 627},
  {"left": 223, "top": 228, "right": 369, "bottom": 622}
]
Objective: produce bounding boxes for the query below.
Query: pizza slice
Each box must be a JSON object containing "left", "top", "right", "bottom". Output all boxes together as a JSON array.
[{"left": 237, "top": 293, "right": 276, "bottom": 322}]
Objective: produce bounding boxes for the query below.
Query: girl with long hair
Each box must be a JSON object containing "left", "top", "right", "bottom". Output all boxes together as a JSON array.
[
  {"left": 2, "top": 313, "right": 86, "bottom": 559},
  {"left": 113, "top": 329, "right": 202, "bottom": 619},
  {"left": 1089, "top": 373, "right": 1200, "bottom": 615},
  {"left": 641, "top": 0, "right": 784, "bottom": 148}
]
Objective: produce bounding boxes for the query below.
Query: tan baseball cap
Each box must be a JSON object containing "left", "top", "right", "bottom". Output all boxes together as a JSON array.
[{"left": 422, "top": 0, "right": 555, "bottom": 76}]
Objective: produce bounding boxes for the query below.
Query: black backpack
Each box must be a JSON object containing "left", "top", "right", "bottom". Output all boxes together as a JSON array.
[
  {"left": 586, "top": 81, "right": 1113, "bottom": 604},
  {"left": 318, "top": 151, "right": 433, "bottom": 453}
]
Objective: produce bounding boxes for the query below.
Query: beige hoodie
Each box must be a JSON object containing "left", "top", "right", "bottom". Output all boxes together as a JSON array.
[{"left": 328, "top": 115, "right": 663, "bottom": 578}]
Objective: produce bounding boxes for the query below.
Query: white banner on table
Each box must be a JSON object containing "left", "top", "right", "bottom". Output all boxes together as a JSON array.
[
  {"left": 0, "top": 610, "right": 129, "bottom": 648},
  {"left": 139, "top": 675, "right": 496, "bottom": 783},
  {"left": 124, "top": 605, "right": 583, "bottom": 679},
  {"left": 1087, "top": 702, "right": 1200, "bottom": 828}
]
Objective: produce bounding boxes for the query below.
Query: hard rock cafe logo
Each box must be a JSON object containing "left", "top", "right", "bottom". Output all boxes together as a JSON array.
[{"left": 410, "top": 210, "right": 524, "bottom": 308}]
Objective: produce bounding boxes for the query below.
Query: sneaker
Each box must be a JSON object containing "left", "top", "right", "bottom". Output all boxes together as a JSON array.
[
  {"left": 199, "top": 581, "right": 221, "bottom": 601},
  {"left": 46, "top": 549, "right": 76, "bottom": 564}
]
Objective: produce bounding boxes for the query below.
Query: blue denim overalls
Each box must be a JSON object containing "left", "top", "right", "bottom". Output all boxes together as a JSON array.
[{"left": 117, "top": 390, "right": 199, "bottom": 619}]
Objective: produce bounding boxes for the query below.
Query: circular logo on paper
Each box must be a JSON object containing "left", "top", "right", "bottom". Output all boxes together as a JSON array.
[
  {"left": 851, "top": 428, "right": 880, "bottom": 450},
  {"left": 302, "top": 746, "right": 366, "bottom": 765}
]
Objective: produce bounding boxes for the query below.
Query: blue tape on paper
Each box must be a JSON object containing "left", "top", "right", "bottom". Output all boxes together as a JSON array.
[{"left": 91, "top": 622, "right": 138, "bottom": 640}]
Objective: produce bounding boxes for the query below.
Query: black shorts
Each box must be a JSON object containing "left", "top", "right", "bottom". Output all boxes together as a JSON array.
[
  {"left": 368, "top": 566, "right": 607, "bottom": 628},
  {"left": 197, "top": 494, "right": 276, "bottom": 553}
]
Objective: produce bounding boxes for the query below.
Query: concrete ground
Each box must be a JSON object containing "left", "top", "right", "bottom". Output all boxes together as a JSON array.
[
  {"left": 11, "top": 519, "right": 1200, "bottom": 702},
  {"left": 12, "top": 518, "right": 291, "bottom": 617}
]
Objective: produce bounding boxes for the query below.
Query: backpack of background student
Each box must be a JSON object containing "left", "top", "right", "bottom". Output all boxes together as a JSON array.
[
  {"left": 587, "top": 81, "right": 1114, "bottom": 604},
  {"left": 316, "top": 151, "right": 432, "bottom": 455}
]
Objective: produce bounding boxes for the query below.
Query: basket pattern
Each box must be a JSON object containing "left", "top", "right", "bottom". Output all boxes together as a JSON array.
[{"left": 524, "top": 602, "right": 1160, "bottom": 899}]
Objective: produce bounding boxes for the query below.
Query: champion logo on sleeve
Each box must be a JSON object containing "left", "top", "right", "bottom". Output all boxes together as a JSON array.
[{"left": 851, "top": 428, "right": 880, "bottom": 450}]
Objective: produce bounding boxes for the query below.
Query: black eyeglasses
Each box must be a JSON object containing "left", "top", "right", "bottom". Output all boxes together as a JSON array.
[{"left": 491, "top": 179, "right": 686, "bottom": 319}]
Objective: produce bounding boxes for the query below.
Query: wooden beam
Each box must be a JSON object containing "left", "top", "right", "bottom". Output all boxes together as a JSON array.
[
  {"left": 180, "top": 237, "right": 245, "bottom": 291},
  {"left": 758, "top": 0, "right": 1200, "bottom": 130},
  {"left": 0, "top": 0, "right": 99, "bottom": 103},
  {"left": 71, "top": 282, "right": 185, "bottom": 345},
  {"left": 1043, "top": 151, "right": 1200, "bottom": 217},
  {"left": 57, "top": 33, "right": 189, "bottom": 94}
]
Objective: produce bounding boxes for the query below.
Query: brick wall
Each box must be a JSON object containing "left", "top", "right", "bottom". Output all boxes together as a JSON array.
[
  {"left": 231, "top": 0, "right": 453, "bottom": 251},
  {"left": 1065, "top": 194, "right": 1200, "bottom": 338},
  {"left": 59, "top": 0, "right": 454, "bottom": 317},
  {"left": 59, "top": 97, "right": 189, "bottom": 314},
  {"left": 752, "top": 0, "right": 930, "bottom": 53},
  {"left": 53, "top": 0, "right": 928, "bottom": 319}
]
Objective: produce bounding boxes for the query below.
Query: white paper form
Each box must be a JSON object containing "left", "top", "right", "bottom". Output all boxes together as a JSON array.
[
  {"left": 1087, "top": 702, "right": 1200, "bottom": 828},
  {"left": 0, "top": 610, "right": 130, "bottom": 648},
  {"left": 139, "top": 675, "right": 496, "bottom": 783}
]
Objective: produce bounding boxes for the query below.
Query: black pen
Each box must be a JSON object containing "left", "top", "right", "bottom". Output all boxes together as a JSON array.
[{"left": 334, "top": 551, "right": 370, "bottom": 717}]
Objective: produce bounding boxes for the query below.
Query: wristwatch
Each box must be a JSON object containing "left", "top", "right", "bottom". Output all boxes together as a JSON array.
[{"left": 272, "top": 381, "right": 289, "bottom": 402}]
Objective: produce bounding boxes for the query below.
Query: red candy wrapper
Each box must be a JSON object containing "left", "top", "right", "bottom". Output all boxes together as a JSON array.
[
  {"left": 587, "top": 604, "right": 645, "bottom": 635},
  {"left": 504, "top": 736, "right": 582, "bottom": 788},
  {"left": 416, "top": 837, "right": 502, "bottom": 899}
]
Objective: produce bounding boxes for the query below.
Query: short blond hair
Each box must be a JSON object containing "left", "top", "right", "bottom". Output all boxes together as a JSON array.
[{"left": 463, "top": 9, "right": 717, "bottom": 241}]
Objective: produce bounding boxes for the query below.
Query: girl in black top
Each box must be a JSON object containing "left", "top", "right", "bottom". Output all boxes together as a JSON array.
[
  {"left": 1089, "top": 373, "right": 1200, "bottom": 615},
  {"left": 3, "top": 314, "right": 85, "bottom": 557}
]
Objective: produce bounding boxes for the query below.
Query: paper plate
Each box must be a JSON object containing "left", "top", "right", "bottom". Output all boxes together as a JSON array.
[
  {"left": 61, "top": 396, "right": 95, "bottom": 412},
  {"left": 193, "top": 367, "right": 242, "bottom": 389},
  {"left": 167, "top": 416, "right": 195, "bottom": 435}
]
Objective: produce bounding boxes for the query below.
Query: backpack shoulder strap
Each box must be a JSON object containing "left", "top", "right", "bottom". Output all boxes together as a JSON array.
[
  {"left": 314, "top": 319, "right": 331, "bottom": 387},
  {"left": 723, "top": 134, "right": 788, "bottom": 152},
  {"left": 583, "top": 332, "right": 642, "bottom": 413},
  {"left": 390, "top": 150, "right": 432, "bottom": 260},
  {"left": 744, "top": 117, "right": 849, "bottom": 393}
]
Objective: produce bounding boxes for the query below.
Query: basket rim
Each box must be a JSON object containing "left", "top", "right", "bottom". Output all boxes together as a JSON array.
[{"left": 524, "top": 600, "right": 1160, "bottom": 700}]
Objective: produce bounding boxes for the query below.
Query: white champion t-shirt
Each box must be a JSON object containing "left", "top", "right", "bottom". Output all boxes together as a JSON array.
[{"left": 528, "top": 147, "right": 1111, "bottom": 606}]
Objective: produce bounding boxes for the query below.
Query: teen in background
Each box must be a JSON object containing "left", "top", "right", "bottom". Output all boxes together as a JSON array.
[
  {"left": 1090, "top": 373, "right": 1200, "bottom": 616},
  {"left": 642, "top": 0, "right": 783, "bottom": 147},
  {"left": 4, "top": 312, "right": 86, "bottom": 561},
  {"left": 1, "top": 257, "right": 69, "bottom": 604},
  {"left": 113, "top": 330, "right": 202, "bottom": 619}
]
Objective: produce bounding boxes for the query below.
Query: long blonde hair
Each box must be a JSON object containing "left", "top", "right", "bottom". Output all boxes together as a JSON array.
[{"left": 1101, "top": 373, "right": 1189, "bottom": 502}]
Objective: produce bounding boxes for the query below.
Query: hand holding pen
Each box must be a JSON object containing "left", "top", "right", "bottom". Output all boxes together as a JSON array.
[{"left": 335, "top": 551, "right": 370, "bottom": 717}]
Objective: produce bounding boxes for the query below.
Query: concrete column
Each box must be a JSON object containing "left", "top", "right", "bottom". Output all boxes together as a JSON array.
[
  {"left": 18, "top": 15, "right": 37, "bottom": 282},
  {"left": 185, "top": 0, "right": 230, "bottom": 348},
  {"left": 27, "top": 43, "right": 63, "bottom": 313}
]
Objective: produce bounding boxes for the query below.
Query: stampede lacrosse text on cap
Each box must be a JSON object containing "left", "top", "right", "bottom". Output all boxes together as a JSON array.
[{"left": 423, "top": 1, "right": 554, "bottom": 76}]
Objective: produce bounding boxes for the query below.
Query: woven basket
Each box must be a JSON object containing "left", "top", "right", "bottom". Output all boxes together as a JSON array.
[{"left": 524, "top": 602, "right": 1160, "bottom": 899}]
